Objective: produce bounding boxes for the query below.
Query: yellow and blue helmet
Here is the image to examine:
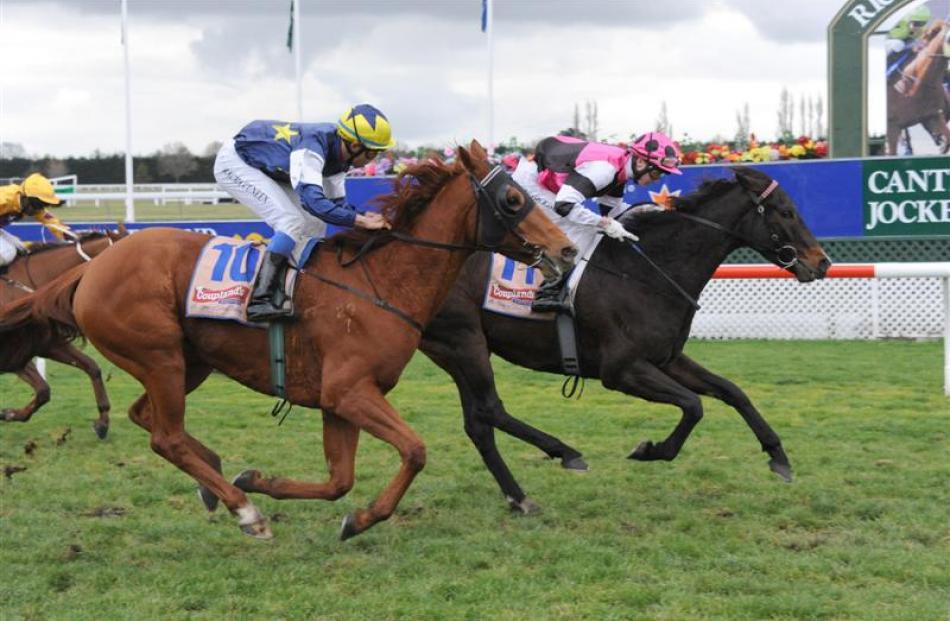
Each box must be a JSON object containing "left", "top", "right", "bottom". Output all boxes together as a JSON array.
[{"left": 337, "top": 104, "right": 396, "bottom": 150}]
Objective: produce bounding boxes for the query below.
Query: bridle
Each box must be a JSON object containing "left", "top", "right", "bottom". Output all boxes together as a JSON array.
[
  {"left": 592, "top": 178, "right": 798, "bottom": 310},
  {"left": 669, "top": 179, "right": 799, "bottom": 269},
  {"left": 1, "top": 232, "right": 116, "bottom": 294},
  {"left": 298, "top": 165, "right": 550, "bottom": 332}
]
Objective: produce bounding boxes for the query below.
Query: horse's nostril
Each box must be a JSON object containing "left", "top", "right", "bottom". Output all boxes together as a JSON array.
[{"left": 561, "top": 246, "right": 578, "bottom": 261}]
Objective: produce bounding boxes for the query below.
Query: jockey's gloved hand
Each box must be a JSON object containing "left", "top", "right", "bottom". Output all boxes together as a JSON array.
[{"left": 600, "top": 217, "right": 639, "bottom": 242}]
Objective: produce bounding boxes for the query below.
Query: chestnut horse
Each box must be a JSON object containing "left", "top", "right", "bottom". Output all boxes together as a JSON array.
[
  {"left": 420, "top": 167, "right": 830, "bottom": 512},
  {"left": 1, "top": 229, "right": 125, "bottom": 437},
  {"left": 887, "top": 20, "right": 950, "bottom": 155},
  {"left": 0, "top": 142, "right": 575, "bottom": 540}
]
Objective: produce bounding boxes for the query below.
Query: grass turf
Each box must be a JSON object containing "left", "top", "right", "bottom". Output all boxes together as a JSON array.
[{"left": 1, "top": 340, "right": 948, "bottom": 620}]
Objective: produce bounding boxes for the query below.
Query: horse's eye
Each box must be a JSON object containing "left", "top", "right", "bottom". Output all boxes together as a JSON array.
[
  {"left": 505, "top": 191, "right": 521, "bottom": 208},
  {"left": 780, "top": 210, "right": 794, "bottom": 220}
]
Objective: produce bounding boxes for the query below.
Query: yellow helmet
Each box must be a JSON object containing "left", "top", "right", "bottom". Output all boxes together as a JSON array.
[
  {"left": 21, "top": 173, "right": 63, "bottom": 206},
  {"left": 337, "top": 104, "right": 396, "bottom": 150}
]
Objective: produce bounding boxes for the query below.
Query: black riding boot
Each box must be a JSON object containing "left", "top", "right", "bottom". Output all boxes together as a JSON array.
[
  {"left": 531, "top": 271, "right": 570, "bottom": 313},
  {"left": 246, "top": 251, "right": 292, "bottom": 322}
]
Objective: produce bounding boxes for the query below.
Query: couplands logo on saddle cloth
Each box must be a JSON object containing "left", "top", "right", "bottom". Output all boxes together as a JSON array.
[
  {"left": 186, "top": 236, "right": 298, "bottom": 325},
  {"left": 484, "top": 237, "right": 601, "bottom": 320}
]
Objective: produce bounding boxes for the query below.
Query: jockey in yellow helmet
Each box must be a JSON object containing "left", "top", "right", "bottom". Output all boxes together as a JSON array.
[
  {"left": 213, "top": 104, "right": 396, "bottom": 321},
  {"left": 0, "top": 173, "right": 73, "bottom": 267}
]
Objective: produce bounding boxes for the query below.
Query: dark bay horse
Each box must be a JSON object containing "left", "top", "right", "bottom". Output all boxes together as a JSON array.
[
  {"left": 1, "top": 229, "right": 125, "bottom": 437},
  {"left": 0, "top": 141, "right": 576, "bottom": 540},
  {"left": 887, "top": 20, "right": 950, "bottom": 155},
  {"left": 420, "top": 166, "right": 831, "bottom": 513}
]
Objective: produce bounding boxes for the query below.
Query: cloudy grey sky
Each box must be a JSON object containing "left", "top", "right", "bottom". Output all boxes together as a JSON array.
[{"left": 1, "top": 0, "right": 844, "bottom": 157}]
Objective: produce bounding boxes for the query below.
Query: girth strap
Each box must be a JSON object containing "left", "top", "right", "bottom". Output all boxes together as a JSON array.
[
  {"left": 556, "top": 311, "right": 581, "bottom": 376},
  {"left": 268, "top": 321, "right": 287, "bottom": 398}
]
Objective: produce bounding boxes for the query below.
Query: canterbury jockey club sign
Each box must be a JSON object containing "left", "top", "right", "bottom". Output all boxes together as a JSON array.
[
  {"left": 7, "top": 158, "right": 950, "bottom": 241},
  {"left": 863, "top": 157, "right": 950, "bottom": 236}
]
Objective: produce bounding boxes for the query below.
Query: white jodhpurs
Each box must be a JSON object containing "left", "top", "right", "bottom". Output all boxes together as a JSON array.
[
  {"left": 213, "top": 140, "right": 327, "bottom": 259},
  {"left": 512, "top": 158, "right": 600, "bottom": 258},
  {"left": 0, "top": 229, "right": 25, "bottom": 267}
]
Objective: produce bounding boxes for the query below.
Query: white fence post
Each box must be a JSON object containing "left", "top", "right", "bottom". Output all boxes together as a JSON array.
[{"left": 943, "top": 276, "right": 949, "bottom": 396}]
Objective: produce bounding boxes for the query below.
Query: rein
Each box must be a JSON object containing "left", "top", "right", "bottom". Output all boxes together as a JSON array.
[
  {"left": 1, "top": 234, "right": 114, "bottom": 295},
  {"left": 671, "top": 180, "right": 798, "bottom": 269},
  {"left": 595, "top": 180, "right": 790, "bottom": 309},
  {"left": 298, "top": 165, "right": 543, "bottom": 333}
]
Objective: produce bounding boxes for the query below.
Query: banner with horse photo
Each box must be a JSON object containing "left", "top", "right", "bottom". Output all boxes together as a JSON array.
[{"left": 880, "top": 0, "right": 950, "bottom": 156}]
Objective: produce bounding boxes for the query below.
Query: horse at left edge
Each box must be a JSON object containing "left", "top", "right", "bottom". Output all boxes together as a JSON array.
[{"left": 1, "top": 227, "right": 126, "bottom": 437}]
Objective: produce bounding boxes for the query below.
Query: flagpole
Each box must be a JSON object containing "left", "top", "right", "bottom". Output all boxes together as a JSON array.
[
  {"left": 486, "top": 0, "right": 494, "bottom": 152},
  {"left": 121, "top": 0, "right": 135, "bottom": 222},
  {"left": 294, "top": 0, "right": 303, "bottom": 121}
]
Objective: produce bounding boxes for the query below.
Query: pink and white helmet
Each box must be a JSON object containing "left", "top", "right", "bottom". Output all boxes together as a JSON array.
[{"left": 630, "top": 132, "right": 683, "bottom": 175}]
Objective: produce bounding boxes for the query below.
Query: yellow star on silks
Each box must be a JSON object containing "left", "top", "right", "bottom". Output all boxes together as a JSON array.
[
  {"left": 272, "top": 123, "right": 299, "bottom": 144},
  {"left": 647, "top": 184, "right": 682, "bottom": 210}
]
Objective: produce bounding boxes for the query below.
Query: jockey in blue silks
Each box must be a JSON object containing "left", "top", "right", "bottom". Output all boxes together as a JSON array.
[{"left": 214, "top": 104, "right": 395, "bottom": 321}]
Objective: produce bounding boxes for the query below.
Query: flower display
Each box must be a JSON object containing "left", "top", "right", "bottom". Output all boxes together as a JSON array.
[
  {"left": 346, "top": 135, "right": 829, "bottom": 176},
  {"left": 681, "top": 136, "right": 828, "bottom": 166}
]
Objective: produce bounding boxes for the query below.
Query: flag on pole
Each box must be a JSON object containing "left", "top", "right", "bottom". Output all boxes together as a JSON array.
[
  {"left": 481, "top": 0, "right": 487, "bottom": 32},
  {"left": 287, "top": 0, "right": 295, "bottom": 51}
]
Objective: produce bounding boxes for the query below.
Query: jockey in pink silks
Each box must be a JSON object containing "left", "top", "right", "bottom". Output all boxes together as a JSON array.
[{"left": 512, "top": 131, "right": 683, "bottom": 312}]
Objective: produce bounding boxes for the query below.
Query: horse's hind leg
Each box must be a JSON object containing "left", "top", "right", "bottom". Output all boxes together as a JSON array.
[
  {"left": 422, "top": 324, "right": 584, "bottom": 513},
  {"left": 662, "top": 354, "right": 791, "bottom": 481},
  {"left": 126, "top": 364, "right": 225, "bottom": 512},
  {"left": 602, "top": 358, "right": 703, "bottom": 463},
  {"left": 1, "top": 362, "right": 49, "bottom": 423},
  {"left": 42, "top": 343, "right": 111, "bottom": 439},
  {"left": 232, "top": 411, "right": 359, "bottom": 501},
  {"left": 112, "top": 351, "right": 268, "bottom": 537}
]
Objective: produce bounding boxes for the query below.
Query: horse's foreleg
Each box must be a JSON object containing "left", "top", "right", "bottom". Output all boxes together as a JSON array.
[
  {"left": 232, "top": 410, "right": 359, "bottom": 501},
  {"left": 1, "top": 362, "right": 49, "bottom": 422},
  {"left": 886, "top": 122, "right": 900, "bottom": 156},
  {"left": 42, "top": 343, "right": 111, "bottom": 439},
  {"left": 602, "top": 358, "right": 703, "bottom": 463},
  {"left": 663, "top": 354, "right": 791, "bottom": 481},
  {"left": 326, "top": 378, "right": 425, "bottom": 541}
]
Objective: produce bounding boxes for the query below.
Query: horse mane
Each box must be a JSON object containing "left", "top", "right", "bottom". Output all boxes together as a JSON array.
[
  {"left": 329, "top": 157, "right": 465, "bottom": 247},
  {"left": 669, "top": 177, "right": 738, "bottom": 213},
  {"left": 26, "top": 231, "right": 110, "bottom": 255}
]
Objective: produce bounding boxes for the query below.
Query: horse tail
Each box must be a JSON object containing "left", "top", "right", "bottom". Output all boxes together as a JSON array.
[{"left": 0, "top": 263, "right": 88, "bottom": 371}]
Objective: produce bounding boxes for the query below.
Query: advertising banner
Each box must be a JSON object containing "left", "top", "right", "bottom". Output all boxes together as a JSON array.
[{"left": 8, "top": 158, "right": 949, "bottom": 242}]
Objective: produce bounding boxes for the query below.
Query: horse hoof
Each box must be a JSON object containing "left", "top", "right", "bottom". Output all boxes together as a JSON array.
[
  {"left": 506, "top": 496, "right": 542, "bottom": 515},
  {"left": 239, "top": 519, "right": 273, "bottom": 540},
  {"left": 197, "top": 486, "right": 219, "bottom": 513},
  {"left": 340, "top": 513, "right": 361, "bottom": 541},
  {"left": 93, "top": 422, "right": 109, "bottom": 440},
  {"left": 628, "top": 441, "right": 653, "bottom": 461},
  {"left": 769, "top": 460, "right": 793, "bottom": 483},
  {"left": 232, "top": 469, "right": 260, "bottom": 492},
  {"left": 2, "top": 410, "right": 17, "bottom": 422},
  {"left": 561, "top": 456, "right": 589, "bottom": 471}
]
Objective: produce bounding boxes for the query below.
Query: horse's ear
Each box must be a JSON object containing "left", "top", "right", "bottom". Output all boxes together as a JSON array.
[
  {"left": 731, "top": 165, "right": 769, "bottom": 191},
  {"left": 468, "top": 139, "right": 487, "bottom": 160},
  {"left": 457, "top": 144, "right": 475, "bottom": 172}
]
